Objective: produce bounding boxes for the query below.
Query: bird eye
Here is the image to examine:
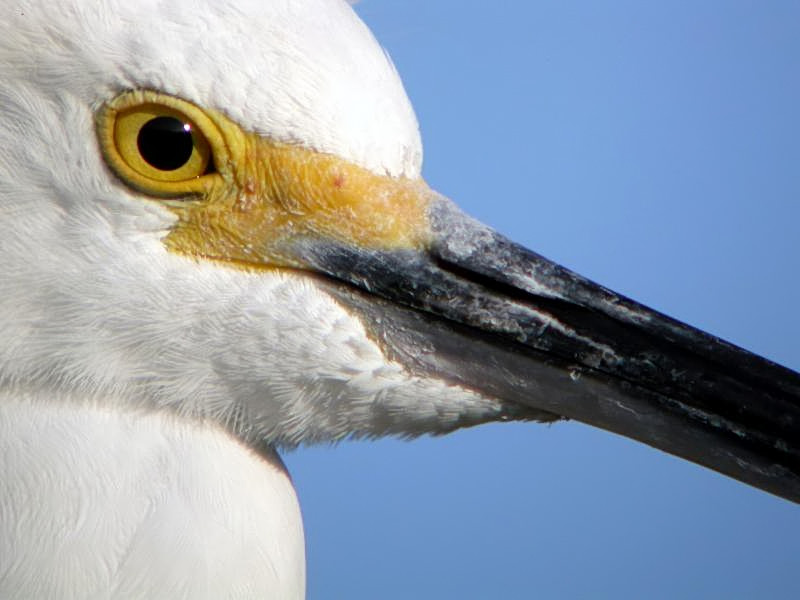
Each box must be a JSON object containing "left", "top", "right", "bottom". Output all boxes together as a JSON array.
[
  {"left": 137, "top": 116, "right": 197, "bottom": 171},
  {"left": 113, "top": 105, "right": 211, "bottom": 182},
  {"left": 97, "top": 92, "right": 221, "bottom": 197}
]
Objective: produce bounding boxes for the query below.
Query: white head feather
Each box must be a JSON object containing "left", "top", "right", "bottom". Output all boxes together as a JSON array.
[
  {"left": 4, "top": 0, "right": 420, "bottom": 176},
  {"left": 1, "top": 2, "right": 502, "bottom": 595},
  {"left": 0, "top": 0, "right": 498, "bottom": 446}
]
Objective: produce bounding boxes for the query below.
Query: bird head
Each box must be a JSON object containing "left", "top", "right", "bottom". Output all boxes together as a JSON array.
[
  {"left": 0, "top": 0, "right": 534, "bottom": 445},
  {"left": 1, "top": 0, "right": 798, "bottom": 500}
]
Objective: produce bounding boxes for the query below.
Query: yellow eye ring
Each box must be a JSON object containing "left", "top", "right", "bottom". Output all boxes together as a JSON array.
[{"left": 97, "top": 91, "right": 231, "bottom": 197}]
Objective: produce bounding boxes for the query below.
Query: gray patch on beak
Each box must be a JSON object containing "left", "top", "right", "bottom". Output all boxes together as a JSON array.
[{"left": 290, "top": 195, "right": 800, "bottom": 503}]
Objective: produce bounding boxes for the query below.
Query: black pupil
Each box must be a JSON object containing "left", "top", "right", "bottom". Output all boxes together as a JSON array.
[{"left": 137, "top": 116, "right": 194, "bottom": 171}]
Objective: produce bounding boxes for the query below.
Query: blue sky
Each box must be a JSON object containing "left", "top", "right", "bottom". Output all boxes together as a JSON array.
[{"left": 285, "top": 2, "right": 800, "bottom": 598}]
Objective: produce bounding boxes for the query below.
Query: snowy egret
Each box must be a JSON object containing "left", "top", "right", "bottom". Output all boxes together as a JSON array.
[{"left": 1, "top": 1, "right": 797, "bottom": 598}]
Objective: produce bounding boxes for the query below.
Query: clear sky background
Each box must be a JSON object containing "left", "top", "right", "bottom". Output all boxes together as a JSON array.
[{"left": 285, "top": 2, "right": 800, "bottom": 598}]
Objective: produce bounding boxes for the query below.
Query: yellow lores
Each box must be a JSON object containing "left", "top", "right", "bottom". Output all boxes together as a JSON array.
[{"left": 97, "top": 90, "right": 431, "bottom": 269}]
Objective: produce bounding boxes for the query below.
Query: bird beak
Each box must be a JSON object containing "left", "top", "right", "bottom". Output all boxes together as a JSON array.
[
  {"left": 109, "top": 96, "right": 797, "bottom": 502},
  {"left": 289, "top": 193, "right": 800, "bottom": 504}
]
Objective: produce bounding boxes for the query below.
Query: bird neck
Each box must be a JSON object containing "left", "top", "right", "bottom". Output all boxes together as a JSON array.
[{"left": 0, "top": 394, "right": 306, "bottom": 598}]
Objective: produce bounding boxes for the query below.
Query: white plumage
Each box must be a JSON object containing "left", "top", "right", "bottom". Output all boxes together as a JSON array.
[
  {"left": 0, "top": 1, "right": 497, "bottom": 597},
  {"left": 3, "top": 1, "right": 799, "bottom": 597},
  {"left": 1, "top": 398, "right": 304, "bottom": 597}
]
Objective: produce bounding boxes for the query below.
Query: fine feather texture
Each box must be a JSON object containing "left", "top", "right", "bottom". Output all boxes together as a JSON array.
[
  {"left": 0, "top": 0, "right": 501, "bottom": 450},
  {"left": 0, "top": 1, "right": 504, "bottom": 597},
  {"left": 2, "top": 0, "right": 421, "bottom": 178},
  {"left": 0, "top": 397, "right": 305, "bottom": 598}
]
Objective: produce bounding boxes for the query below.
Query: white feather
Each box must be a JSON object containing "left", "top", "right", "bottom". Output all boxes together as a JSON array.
[
  {"left": 0, "top": 1, "right": 500, "bottom": 596},
  {"left": 0, "top": 396, "right": 305, "bottom": 598},
  {"left": 2, "top": 0, "right": 421, "bottom": 178}
]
